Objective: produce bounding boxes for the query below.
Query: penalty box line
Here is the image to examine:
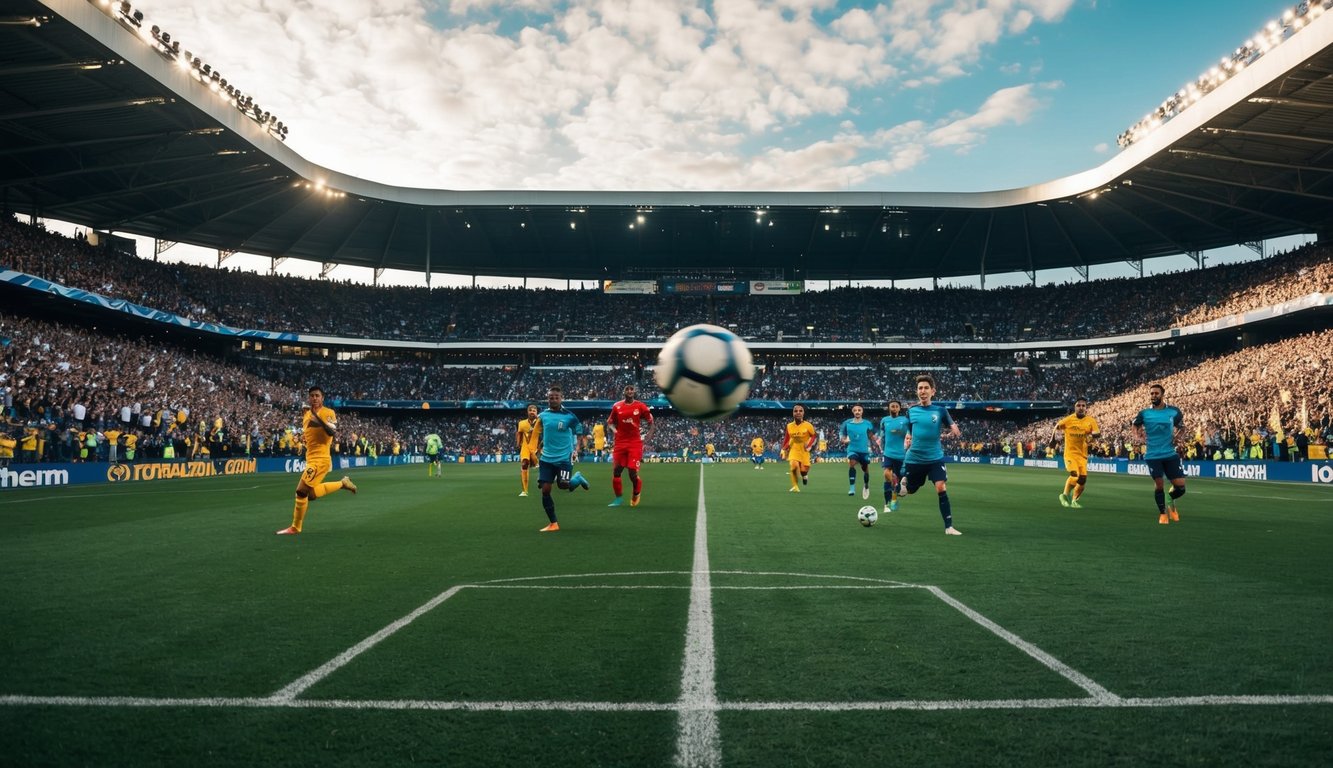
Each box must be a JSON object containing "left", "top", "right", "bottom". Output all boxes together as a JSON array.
[
  {"left": 267, "top": 580, "right": 1113, "bottom": 704},
  {"left": 4, "top": 694, "right": 1332, "bottom": 712}
]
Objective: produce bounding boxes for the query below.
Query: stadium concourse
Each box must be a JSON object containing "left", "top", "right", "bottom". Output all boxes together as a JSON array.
[{"left": 2, "top": 215, "right": 1331, "bottom": 465}]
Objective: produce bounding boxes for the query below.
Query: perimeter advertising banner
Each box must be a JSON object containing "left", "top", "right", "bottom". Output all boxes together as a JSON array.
[
  {"left": 749, "top": 280, "right": 804, "bottom": 295},
  {"left": 601, "top": 280, "right": 658, "bottom": 294},
  {"left": 945, "top": 455, "right": 1333, "bottom": 485},
  {"left": 660, "top": 281, "right": 749, "bottom": 294}
]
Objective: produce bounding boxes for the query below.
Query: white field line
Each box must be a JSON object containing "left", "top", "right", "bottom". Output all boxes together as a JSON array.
[
  {"left": 3, "top": 693, "right": 1331, "bottom": 712},
  {"left": 267, "top": 585, "right": 469, "bottom": 702},
  {"left": 674, "top": 464, "right": 721, "bottom": 768},
  {"left": 471, "top": 585, "right": 913, "bottom": 591},
  {"left": 925, "top": 586, "right": 1119, "bottom": 703}
]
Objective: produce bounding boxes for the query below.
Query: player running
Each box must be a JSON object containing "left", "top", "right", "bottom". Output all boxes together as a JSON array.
[
  {"left": 1052, "top": 397, "right": 1101, "bottom": 509},
  {"left": 607, "top": 384, "right": 654, "bottom": 507},
  {"left": 879, "top": 399, "right": 909, "bottom": 514},
  {"left": 901, "top": 374, "right": 963, "bottom": 536},
  {"left": 750, "top": 435, "right": 766, "bottom": 469},
  {"left": 535, "top": 385, "right": 590, "bottom": 532},
  {"left": 1132, "top": 383, "right": 1187, "bottom": 525},
  {"left": 424, "top": 432, "right": 444, "bottom": 477},
  {"left": 781, "top": 404, "right": 817, "bottom": 492},
  {"left": 839, "top": 404, "right": 879, "bottom": 499},
  {"left": 516, "top": 404, "right": 541, "bottom": 496},
  {"left": 276, "top": 386, "right": 357, "bottom": 535}
]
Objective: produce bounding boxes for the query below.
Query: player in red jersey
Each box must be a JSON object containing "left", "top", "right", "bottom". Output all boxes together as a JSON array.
[{"left": 607, "top": 383, "right": 654, "bottom": 507}]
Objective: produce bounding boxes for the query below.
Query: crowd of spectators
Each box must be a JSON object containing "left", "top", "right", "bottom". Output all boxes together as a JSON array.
[
  {"left": 4, "top": 215, "right": 1330, "bottom": 344},
  {"left": 0, "top": 313, "right": 407, "bottom": 464},
  {"left": 1005, "top": 330, "right": 1333, "bottom": 460},
  {"left": 234, "top": 353, "right": 1156, "bottom": 407},
  {"left": 4, "top": 307, "right": 1328, "bottom": 465}
]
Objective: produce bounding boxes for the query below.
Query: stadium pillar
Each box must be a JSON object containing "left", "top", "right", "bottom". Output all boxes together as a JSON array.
[
  {"left": 425, "top": 215, "right": 432, "bottom": 290},
  {"left": 1187, "top": 250, "right": 1203, "bottom": 269}
]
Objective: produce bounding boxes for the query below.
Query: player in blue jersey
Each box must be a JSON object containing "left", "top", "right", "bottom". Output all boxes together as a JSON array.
[
  {"left": 535, "top": 385, "right": 590, "bottom": 532},
  {"left": 1131, "top": 383, "right": 1186, "bottom": 525},
  {"left": 901, "top": 374, "right": 963, "bottom": 535},
  {"left": 879, "top": 399, "right": 909, "bottom": 514},
  {"left": 839, "top": 404, "right": 880, "bottom": 499}
]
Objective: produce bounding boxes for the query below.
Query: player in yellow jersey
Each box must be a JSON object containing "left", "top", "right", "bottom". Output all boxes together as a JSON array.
[
  {"left": 277, "top": 386, "right": 358, "bottom": 535},
  {"left": 780, "top": 404, "right": 818, "bottom": 492},
  {"left": 750, "top": 436, "right": 766, "bottom": 469},
  {"left": 516, "top": 404, "right": 542, "bottom": 496},
  {"left": 591, "top": 422, "right": 607, "bottom": 463},
  {"left": 1051, "top": 397, "right": 1101, "bottom": 509}
]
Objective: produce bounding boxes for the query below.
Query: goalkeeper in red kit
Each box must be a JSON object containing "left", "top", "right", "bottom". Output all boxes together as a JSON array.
[{"left": 606, "top": 384, "right": 654, "bottom": 507}]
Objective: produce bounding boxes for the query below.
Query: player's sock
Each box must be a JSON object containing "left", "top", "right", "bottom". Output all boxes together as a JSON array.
[
  {"left": 937, "top": 491, "right": 953, "bottom": 529},
  {"left": 521, "top": 468, "right": 529, "bottom": 493},
  {"left": 1169, "top": 486, "right": 1186, "bottom": 500},
  {"left": 1063, "top": 476, "right": 1076, "bottom": 495},
  {"left": 542, "top": 494, "right": 556, "bottom": 522},
  {"left": 632, "top": 476, "right": 642, "bottom": 496},
  {"left": 1154, "top": 488, "right": 1166, "bottom": 512},
  {"left": 1073, "top": 486, "right": 1084, "bottom": 500},
  {"left": 790, "top": 466, "right": 800, "bottom": 488},
  {"left": 292, "top": 496, "right": 308, "bottom": 532},
  {"left": 612, "top": 476, "right": 623, "bottom": 498},
  {"left": 848, "top": 467, "right": 856, "bottom": 486},
  {"left": 309, "top": 481, "right": 339, "bottom": 498},
  {"left": 863, "top": 471, "right": 870, "bottom": 486},
  {"left": 883, "top": 481, "right": 892, "bottom": 504}
]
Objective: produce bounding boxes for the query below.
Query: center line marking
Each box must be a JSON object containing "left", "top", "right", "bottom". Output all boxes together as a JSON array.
[{"left": 673, "top": 464, "right": 721, "bottom": 768}]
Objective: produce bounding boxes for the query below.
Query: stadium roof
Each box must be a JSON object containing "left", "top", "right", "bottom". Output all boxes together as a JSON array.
[{"left": 3, "top": 0, "right": 1333, "bottom": 282}]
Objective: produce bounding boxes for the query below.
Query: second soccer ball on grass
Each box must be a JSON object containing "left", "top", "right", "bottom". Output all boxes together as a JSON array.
[
  {"left": 858, "top": 505, "right": 879, "bottom": 527},
  {"left": 655, "top": 324, "right": 755, "bottom": 421}
]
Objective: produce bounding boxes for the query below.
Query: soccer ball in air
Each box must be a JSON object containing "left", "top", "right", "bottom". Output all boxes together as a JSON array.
[
  {"left": 858, "top": 505, "right": 879, "bottom": 527},
  {"left": 654, "top": 324, "right": 755, "bottom": 421}
]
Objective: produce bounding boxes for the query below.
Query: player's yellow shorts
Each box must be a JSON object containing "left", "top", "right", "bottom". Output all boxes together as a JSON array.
[
  {"left": 788, "top": 455, "right": 811, "bottom": 473},
  {"left": 1065, "top": 454, "right": 1088, "bottom": 476},
  {"left": 521, "top": 449, "right": 538, "bottom": 464},
  {"left": 301, "top": 457, "right": 331, "bottom": 487}
]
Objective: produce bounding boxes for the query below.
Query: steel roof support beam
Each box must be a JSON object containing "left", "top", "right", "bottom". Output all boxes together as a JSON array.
[
  {"left": 218, "top": 249, "right": 236, "bottom": 267},
  {"left": 1243, "top": 240, "right": 1266, "bottom": 257},
  {"left": 42, "top": 164, "right": 268, "bottom": 214},
  {"left": 1144, "top": 166, "right": 1333, "bottom": 203},
  {"left": 270, "top": 256, "right": 287, "bottom": 274},
  {"left": 0, "top": 96, "right": 167, "bottom": 122},
  {"left": 1095, "top": 193, "right": 1192, "bottom": 254},
  {"left": 107, "top": 176, "right": 287, "bottom": 231},
  {"left": 0, "top": 149, "right": 251, "bottom": 186},
  {"left": 1201, "top": 126, "right": 1333, "bottom": 146},
  {"left": 1131, "top": 180, "right": 1313, "bottom": 229}
]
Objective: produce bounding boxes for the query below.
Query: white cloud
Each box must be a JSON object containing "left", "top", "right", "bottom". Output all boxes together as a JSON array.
[
  {"left": 1092, "top": 142, "right": 1109, "bottom": 154},
  {"left": 131, "top": 0, "right": 1073, "bottom": 191}
]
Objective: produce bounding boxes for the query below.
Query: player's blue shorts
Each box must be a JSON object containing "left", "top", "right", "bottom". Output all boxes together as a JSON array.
[
  {"left": 1145, "top": 456, "right": 1185, "bottom": 480},
  {"left": 751, "top": 453, "right": 764, "bottom": 464},
  {"left": 903, "top": 460, "right": 948, "bottom": 492},
  {"left": 881, "top": 456, "right": 904, "bottom": 474},
  {"left": 426, "top": 452, "right": 440, "bottom": 463},
  {"left": 847, "top": 451, "right": 870, "bottom": 466},
  {"left": 538, "top": 459, "right": 573, "bottom": 486}
]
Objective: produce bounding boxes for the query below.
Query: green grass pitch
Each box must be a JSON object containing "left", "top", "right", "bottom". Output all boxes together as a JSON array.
[{"left": 1, "top": 461, "right": 1330, "bottom": 767}]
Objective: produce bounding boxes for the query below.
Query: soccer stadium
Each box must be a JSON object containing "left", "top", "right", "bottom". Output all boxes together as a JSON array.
[{"left": 2, "top": 1, "right": 1332, "bottom": 766}]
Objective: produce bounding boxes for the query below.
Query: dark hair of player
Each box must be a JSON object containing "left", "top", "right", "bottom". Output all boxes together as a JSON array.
[
  {"left": 915, "top": 374, "right": 936, "bottom": 388},
  {"left": 1149, "top": 383, "right": 1164, "bottom": 394},
  {"left": 308, "top": 386, "right": 324, "bottom": 396}
]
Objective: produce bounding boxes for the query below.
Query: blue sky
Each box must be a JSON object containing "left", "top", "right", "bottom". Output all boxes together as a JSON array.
[{"left": 53, "top": 0, "right": 1314, "bottom": 286}]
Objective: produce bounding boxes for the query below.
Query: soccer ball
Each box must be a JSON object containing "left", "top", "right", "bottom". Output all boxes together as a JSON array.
[
  {"left": 654, "top": 324, "right": 755, "bottom": 421},
  {"left": 858, "top": 505, "right": 878, "bottom": 527}
]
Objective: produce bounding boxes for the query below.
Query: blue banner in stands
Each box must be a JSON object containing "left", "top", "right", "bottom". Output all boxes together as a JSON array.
[{"left": 0, "top": 269, "right": 299, "bottom": 341}]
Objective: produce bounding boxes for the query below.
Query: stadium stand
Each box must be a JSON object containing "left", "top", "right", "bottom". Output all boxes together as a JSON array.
[{"left": 3, "top": 215, "right": 1330, "bottom": 343}]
